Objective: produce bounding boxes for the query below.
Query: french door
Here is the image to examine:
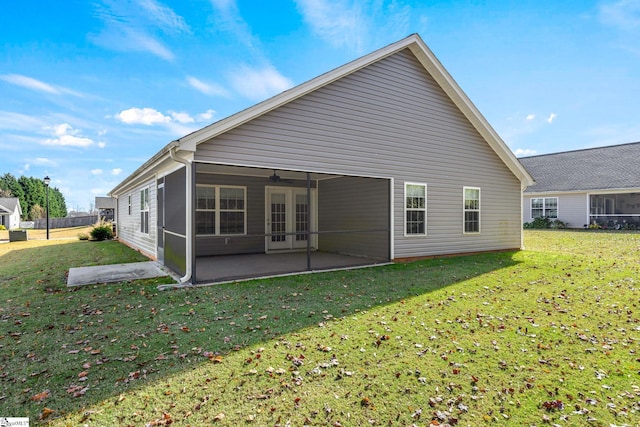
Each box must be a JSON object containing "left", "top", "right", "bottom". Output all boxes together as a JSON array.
[{"left": 266, "top": 187, "right": 316, "bottom": 251}]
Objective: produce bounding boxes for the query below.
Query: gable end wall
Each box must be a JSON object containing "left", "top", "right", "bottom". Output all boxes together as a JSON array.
[{"left": 195, "top": 48, "right": 522, "bottom": 257}]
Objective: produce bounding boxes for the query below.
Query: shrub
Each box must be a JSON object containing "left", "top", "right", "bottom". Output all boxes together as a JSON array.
[
  {"left": 78, "top": 233, "right": 89, "bottom": 241},
  {"left": 0, "top": 225, "right": 6, "bottom": 231},
  {"left": 523, "top": 217, "right": 567, "bottom": 229},
  {"left": 90, "top": 222, "right": 114, "bottom": 241}
]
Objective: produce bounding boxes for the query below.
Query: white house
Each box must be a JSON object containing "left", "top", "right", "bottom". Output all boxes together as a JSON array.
[
  {"left": 0, "top": 197, "right": 22, "bottom": 230},
  {"left": 521, "top": 142, "right": 640, "bottom": 229}
]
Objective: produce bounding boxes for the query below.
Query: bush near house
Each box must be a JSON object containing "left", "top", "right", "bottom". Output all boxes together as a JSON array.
[
  {"left": 89, "top": 221, "right": 114, "bottom": 241},
  {"left": 524, "top": 217, "right": 567, "bottom": 229}
]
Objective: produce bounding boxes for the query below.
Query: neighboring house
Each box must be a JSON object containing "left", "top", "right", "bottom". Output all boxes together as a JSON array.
[
  {"left": 95, "top": 196, "right": 116, "bottom": 222},
  {"left": 109, "top": 34, "right": 533, "bottom": 284},
  {"left": 520, "top": 141, "right": 640, "bottom": 229},
  {"left": 0, "top": 197, "right": 22, "bottom": 229}
]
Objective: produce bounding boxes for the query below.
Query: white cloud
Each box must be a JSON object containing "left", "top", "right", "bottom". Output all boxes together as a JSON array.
[
  {"left": 91, "top": 188, "right": 107, "bottom": 195},
  {"left": 186, "top": 76, "right": 230, "bottom": 97},
  {"left": 23, "top": 163, "right": 30, "bottom": 171},
  {"left": 209, "top": 0, "right": 260, "bottom": 53},
  {"left": 295, "top": 0, "right": 366, "bottom": 52},
  {"left": 91, "top": 169, "right": 104, "bottom": 175},
  {"left": 526, "top": 114, "right": 535, "bottom": 121},
  {"left": 115, "top": 107, "right": 172, "bottom": 125},
  {"left": 514, "top": 148, "right": 537, "bottom": 157},
  {"left": 0, "top": 74, "right": 59, "bottom": 94},
  {"left": 98, "top": 141, "right": 107, "bottom": 148},
  {"left": 294, "top": 0, "right": 411, "bottom": 53},
  {"left": 547, "top": 113, "right": 557, "bottom": 124},
  {"left": 31, "top": 157, "right": 57, "bottom": 166},
  {"left": 90, "top": 0, "right": 184, "bottom": 61},
  {"left": 229, "top": 65, "right": 294, "bottom": 100},
  {"left": 112, "top": 168, "right": 123, "bottom": 176},
  {"left": 42, "top": 123, "right": 97, "bottom": 148},
  {"left": 170, "top": 111, "right": 195, "bottom": 124},
  {"left": 138, "top": 0, "right": 191, "bottom": 33},
  {"left": 197, "top": 109, "right": 216, "bottom": 122},
  {"left": 599, "top": 0, "right": 640, "bottom": 31}
]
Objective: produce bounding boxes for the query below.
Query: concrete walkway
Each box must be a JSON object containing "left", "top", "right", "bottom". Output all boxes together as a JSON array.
[{"left": 67, "top": 261, "right": 171, "bottom": 287}]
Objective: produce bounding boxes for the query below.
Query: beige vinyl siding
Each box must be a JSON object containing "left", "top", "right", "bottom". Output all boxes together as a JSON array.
[
  {"left": 195, "top": 48, "right": 522, "bottom": 258},
  {"left": 523, "top": 193, "right": 588, "bottom": 228},
  {"left": 116, "top": 179, "right": 156, "bottom": 258}
]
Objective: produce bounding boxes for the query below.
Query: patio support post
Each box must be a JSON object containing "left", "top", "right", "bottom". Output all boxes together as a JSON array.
[{"left": 307, "top": 172, "right": 311, "bottom": 271}]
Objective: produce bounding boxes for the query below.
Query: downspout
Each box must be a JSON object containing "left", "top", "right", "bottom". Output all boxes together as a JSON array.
[{"left": 165, "top": 144, "right": 193, "bottom": 286}]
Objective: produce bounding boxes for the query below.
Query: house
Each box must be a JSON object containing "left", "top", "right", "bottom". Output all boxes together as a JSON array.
[
  {"left": 95, "top": 196, "right": 116, "bottom": 222},
  {"left": 520, "top": 142, "right": 640, "bottom": 229},
  {"left": 109, "top": 34, "right": 533, "bottom": 284},
  {"left": 0, "top": 197, "right": 22, "bottom": 230}
]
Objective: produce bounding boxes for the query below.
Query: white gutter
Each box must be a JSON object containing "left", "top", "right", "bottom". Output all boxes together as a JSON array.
[{"left": 164, "top": 145, "right": 193, "bottom": 286}]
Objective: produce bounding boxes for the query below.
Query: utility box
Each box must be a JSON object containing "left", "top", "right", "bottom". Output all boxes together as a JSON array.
[{"left": 9, "top": 230, "right": 28, "bottom": 242}]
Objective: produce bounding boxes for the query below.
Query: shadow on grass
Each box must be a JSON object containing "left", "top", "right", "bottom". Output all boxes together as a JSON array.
[{"left": 0, "top": 242, "right": 520, "bottom": 423}]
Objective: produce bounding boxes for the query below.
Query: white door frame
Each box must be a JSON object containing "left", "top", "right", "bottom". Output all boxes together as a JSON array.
[{"left": 265, "top": 186, "right": 317, "bottom": 252}]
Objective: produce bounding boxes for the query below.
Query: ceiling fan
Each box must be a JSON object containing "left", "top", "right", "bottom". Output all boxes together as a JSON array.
[{"left": 269, "top": 169, "right": 294, "bottom": 183}]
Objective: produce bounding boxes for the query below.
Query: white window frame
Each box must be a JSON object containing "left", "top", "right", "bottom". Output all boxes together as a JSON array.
[
  {"left": 463, "top": 187, "right": 481, "bottom": 234},
  {"left": 196, "top": 184, "right": 247, "bottom": 236},
  {"left": 531, "top": 197, "right": 558, "bottom": 219},
  {"left": 404, "top": 182, "right": 427, "bottom": 236},
  {"left": 140, "top": 187, "right": 149, "bottom": 234}
]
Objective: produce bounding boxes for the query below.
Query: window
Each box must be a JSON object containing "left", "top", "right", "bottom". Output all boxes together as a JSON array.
[
  {"left": 463, "top": 187, "right": 480, "bottom": 233},
  {"left": 405, "top": 183, "right": 426, "bottom": 236},
  {"left": 531, "top": 197, "right": 557, "bottom": 219},
  {"left": 196, "top": 185, "right": 246, "bottom": 235},
  {"left": 140, "top": 187, "right": 149, "bottom": 234},
  {"left": 128, "top": 195, "right": 132, "bottom": 215}
]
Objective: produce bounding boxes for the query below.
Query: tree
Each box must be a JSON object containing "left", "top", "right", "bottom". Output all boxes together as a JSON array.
[
  {"left": 29, "top": 203, "right": 45, "bottom": 220},
  {"left": 0, "top": 173, "right": 68, "bottom": 219}
]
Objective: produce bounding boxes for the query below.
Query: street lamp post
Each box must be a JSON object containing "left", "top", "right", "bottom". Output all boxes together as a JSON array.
[{"left": 44, "top": 176, "right": 50, "bottom": 240}]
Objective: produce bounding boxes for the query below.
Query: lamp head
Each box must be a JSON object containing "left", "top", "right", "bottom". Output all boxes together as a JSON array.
[{"left": 44, "top": 176, "right": 50, "bottom": 186}]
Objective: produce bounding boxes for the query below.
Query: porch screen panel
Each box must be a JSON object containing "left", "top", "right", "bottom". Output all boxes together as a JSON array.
[
  {"left": 271, "top": 193, "right": 286, "bottom": 242},
  {"left": 295, "top": 193, "right": 309, "bottom": 241}
]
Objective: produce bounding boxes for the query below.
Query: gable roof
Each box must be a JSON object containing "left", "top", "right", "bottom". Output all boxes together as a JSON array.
[
  {"left": 111, "top": 34, "right": 532, "bottom": 195},
  {"left": 0, "top": 197, "right": 21, "bottom": 215},
  {"left": 520, "top": 141, "right": 640, "bottom": 193}
]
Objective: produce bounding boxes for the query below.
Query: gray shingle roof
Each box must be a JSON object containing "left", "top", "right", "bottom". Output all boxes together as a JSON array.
[
  {"left": 520, "top": 142, "right": 640, "bottom": 193},
  {"left": 0, "top": 197, "right": 21, "bottom": 214}
]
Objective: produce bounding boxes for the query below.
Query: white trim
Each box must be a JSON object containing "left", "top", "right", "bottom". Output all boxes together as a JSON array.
[
  {"left": 264, "top": 186, "right": 318, "bottom": 252},
  {"left": 195, "top": 184, "right": 247, "bottom": 236},
  {"left": 530, "top": 196, "right": 558, "bottom": 219},
  {"left": 463, "top": 186, "right": 481, "bottom": 234},
  {"left": 404, "top": 182, "right": 427, "bottom": 237},
  {"left": 389, "top": 177, "right": 395, "bottom": 260}
]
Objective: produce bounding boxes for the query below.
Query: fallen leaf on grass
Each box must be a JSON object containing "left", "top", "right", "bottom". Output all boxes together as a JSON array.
[
  {"left": 39, "top": 407, "right": 54, "bottom": 420},
  {"left": 31, "top": 390, "right": 50, "bottom": 402}
]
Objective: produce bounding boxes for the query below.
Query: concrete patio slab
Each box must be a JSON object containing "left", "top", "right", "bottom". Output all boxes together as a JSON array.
[{"left": 67, "top": 261, "right": 171, "bottom": 287}]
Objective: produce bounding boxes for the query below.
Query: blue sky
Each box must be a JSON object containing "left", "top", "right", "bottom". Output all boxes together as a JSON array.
[{"left": 1, "top": 0, "right": 639, "bottom": 212}]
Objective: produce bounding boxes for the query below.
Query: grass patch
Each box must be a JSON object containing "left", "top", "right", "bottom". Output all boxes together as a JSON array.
[{"left": 1, "top": 231, "right": 639, "bottom": 425}]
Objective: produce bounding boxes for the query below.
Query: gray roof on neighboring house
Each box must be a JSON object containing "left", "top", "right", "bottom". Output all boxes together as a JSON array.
[
  {"left": 0, "top": 197, "right": 21, "bottom": 215},
  {"left": 520, "top": 142, "right": 640, "bottom": 193}
]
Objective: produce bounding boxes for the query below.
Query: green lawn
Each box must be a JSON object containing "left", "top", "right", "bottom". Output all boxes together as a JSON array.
[{"left": 1, "top": 231, "right": 639, "bottom": 425}]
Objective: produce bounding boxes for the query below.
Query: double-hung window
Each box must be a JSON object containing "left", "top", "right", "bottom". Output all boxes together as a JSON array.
[
  {"left": 405, "top": 183, "right": 426, "bottom": 236},
  {"left": 463, "top": 187, "right": 480, "bottom": 233},
  {"left": 140, "top": 187, "right": 149, "bottom": 234},
  {"left": 196, "top": 185, "right": 246, "bottom": 235},
  {"left": 531, "top": 197, "right": 557, "bottom": 219}
]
